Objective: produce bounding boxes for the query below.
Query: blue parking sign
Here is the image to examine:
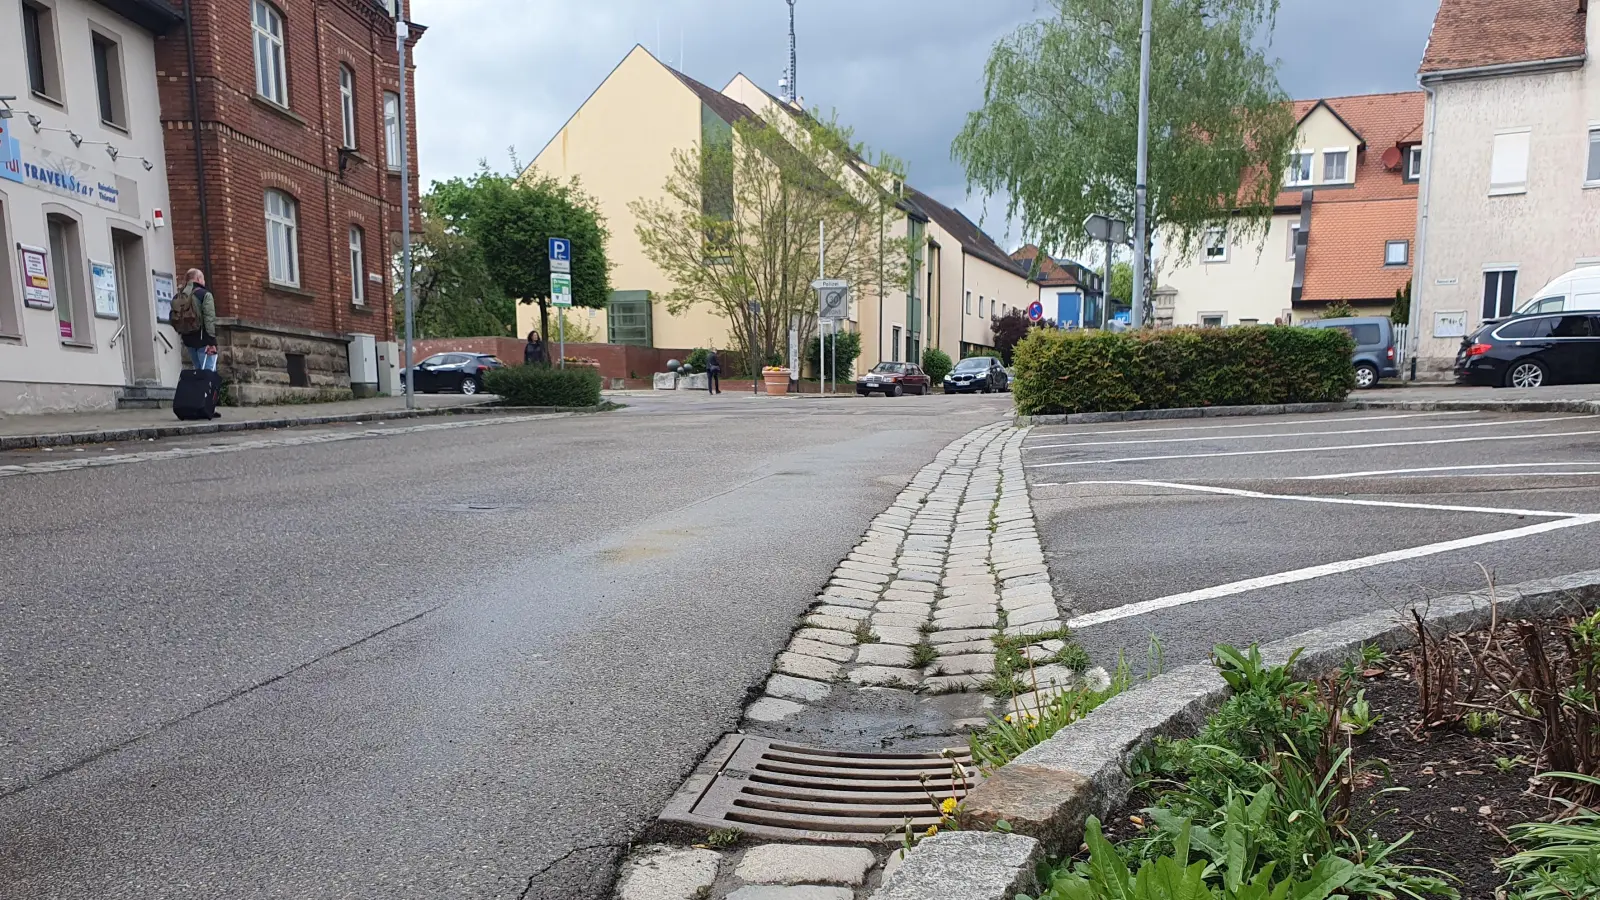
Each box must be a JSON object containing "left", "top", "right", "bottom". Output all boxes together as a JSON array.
[{"left": 548, "top": 238, "right": 570, "bottom": 262}]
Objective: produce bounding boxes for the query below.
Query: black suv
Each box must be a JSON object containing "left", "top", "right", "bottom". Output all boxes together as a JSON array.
[{"left": 1455, "top": 313, "right": 1600, "bottom": 388}]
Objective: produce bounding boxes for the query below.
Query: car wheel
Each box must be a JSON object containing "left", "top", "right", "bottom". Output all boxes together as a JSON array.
[
  {"left": 1353, "top": 363, "right": 1379, "bottom": 390},
  {"left": 1507, "top": 359, "right": 1548, "bottom": 389},
  {"left": 461, "top": 376, "right": 480, "bottom": 395}
]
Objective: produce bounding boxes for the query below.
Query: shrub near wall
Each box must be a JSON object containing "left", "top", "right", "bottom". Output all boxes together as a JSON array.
[
  {"left": 483, "top": 366, "right": 603, "bottom": 408},
  {"left": 1011, "top": 326, "right": 1355, "bottom": 416}
]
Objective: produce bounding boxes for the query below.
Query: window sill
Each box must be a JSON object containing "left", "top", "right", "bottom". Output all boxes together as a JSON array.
[
  {"left": 251, "top": 94, "right": 308, "bottom": 127},
  {"left": 100, "top": 118, "right": 130, "bottom": 136},
  {"left": 31, "top": 90, "right": 64, "bottom": 110},
  {"left": 264, "top": 280, "right": 315, "bottom": 301},
  {"left": 59, "top": 339, "right": 96, "bottom": 350},
  {"left": 349, "top": 302, "right": 373, "bottom": 314},
  {"left": 1584, "top": 181, "right": 1600, "bottom": 190},
  {"left": 1488, "top": 186, "right": 1527, "bottom": 197},
  {"left": 0, "top": 332, "right": 22, "bottom": 344}
]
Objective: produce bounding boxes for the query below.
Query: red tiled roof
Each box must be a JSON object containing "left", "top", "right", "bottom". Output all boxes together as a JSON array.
[
  {"left": 1012, "top": 246, "right": 1082, "bottom": 287},
  {"left": 1301, "top": 198, "right": 1416, "bottom": 303},
  {"left": 1278, "top": 92, "right": 1424, "bottom": 209},
  {"left": 1420, "top": 0, "right": 1587, "bottom": 74}
]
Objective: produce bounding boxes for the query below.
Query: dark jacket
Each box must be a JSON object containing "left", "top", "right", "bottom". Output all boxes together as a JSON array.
[
  {"left": 524, "top": 339, "right": 546, "bottom": 366},
  {"left": 182, "top": 286, "right": 218, "bottom": 349},
  {"left": 707, "top": 350, "right": 721, "bottom": 373}
]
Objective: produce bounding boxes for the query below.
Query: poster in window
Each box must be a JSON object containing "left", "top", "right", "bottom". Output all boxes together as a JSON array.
[
  {"left": 92, "top": 260, "right": 119, "bottom": 319},
  {"left": 19, "top": 245, "right": 53, "bottom": 309},
  {"left": 1433, "top": 310, "right": 1468, "bottom": 339},
  {"left": 153, "top": 271, "right": 175, "bottom": 323}
]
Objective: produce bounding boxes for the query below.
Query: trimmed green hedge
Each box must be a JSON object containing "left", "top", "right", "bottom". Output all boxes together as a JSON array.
[
  {"left": 483, "top": 365, "right": 602, "bottom": 407},
  {"left": 922, "top": 347, "right": 954, "bottom": 384},
  {"left": 1011, "top": 326, "right": 1355, "bottom": 416}
]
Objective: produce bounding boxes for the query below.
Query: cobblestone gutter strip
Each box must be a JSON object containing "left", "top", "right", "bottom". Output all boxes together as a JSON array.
[
  {"left": 955, "top": 568, "right": 1600, "bottom": 856},
  {"left": 1351, "top": 397, "right": 1600, "bottom": 415},
  {"left": 1015, "top": 401, "right": 1352, "bottom": 427},
  {"left": 869, "top": 832, "right": 1042, "bottom": 900}
]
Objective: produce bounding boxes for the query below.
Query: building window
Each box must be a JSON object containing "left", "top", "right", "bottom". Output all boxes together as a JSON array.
[
  {"left": 1286, "top": 151, "right": 1312, "bottom": 186},
  {"left": 47, "top": 213, "right": 88, "bottom": 343},
  {"left": 891, "top": 325, "right": 902, "bottom": 362},
  {"left": 1587, "top": 127, "right": 1600, "bottom": 185},
  {"left": 1384, "top": 240, "right": 1409, "bottom": 266},
  {"left": 1239, "top": 318, "right": 1259, "bottom": 326},
  {"left": 1406, "top": 146, "right": 1423, "bottom": 182},
  {"left": 965, "top": 290, "right": 972, "bottom": 314},
  {"left": 264, "top": 189, "right": 300, "bottom": 287},
  {"left": 1489, "top": 129, "right": 1531, "bottom": 195},
  {"left": 384, "top": 92, "right": 401, "bottom": 170},
  {"left": 1322, "top": 149, "right": 1349, "bottom": 183},
  {"left": 1287, "top": 223, "right": 1301, "bottom": 261},
  {"left": 252, "top": 0, "right": 287, "bottom": 106},
  {"left": 978, "top": 296, "right": 986, "bottom": 318},
  {"left": 22, "top": 1, "right": 63, "bottom": 102},
  {"left": 92, "top": 33, "right": 128, "bottom": 130},
  {"left": 1203, "top": 228, "right": 1228, "bottom": 263},
  {"left": 1200, "top": 313, "right": 1225, "bottom": 328},
  {"left": 1482, "top": 269, "right": 1518, "bottom": 319},
  {"left": 339, "top": 65, "right": 357, "bottom": 149},
  {"left": 349, "top": 226, "right": 366, "bottom": 305}
]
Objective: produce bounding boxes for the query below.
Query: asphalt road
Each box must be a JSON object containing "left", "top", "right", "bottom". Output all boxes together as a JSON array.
[
  {"left": 1024, "top": 409, "right": 1600, "bottom": 673},
  {"left": 0, "top": 392, "right": 1010, "bottom": 900}
]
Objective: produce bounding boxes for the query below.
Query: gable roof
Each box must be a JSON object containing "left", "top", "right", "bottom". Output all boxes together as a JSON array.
[
  {"left": 1420, "top": 0, "right": 1588, "bottom": 74},
  {"left": 668, "top": 68, "right": 759, "bottom": 126},
  {"left": 1012, "top": 246, "right": 1084, "bottom": 288},
  {"left": 1280, "top": 91, "right": 1424, "bottom": 207},
  {"left": 904, "top": 188, "right": 1028, "bottom": 275},
  {"left": 1296, "top": 100, "right": 1365, "bottom": 147}
]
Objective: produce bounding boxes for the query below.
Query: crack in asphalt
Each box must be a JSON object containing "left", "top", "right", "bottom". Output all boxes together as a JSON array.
[
  {"left": 0, "top": 604, "right": 444, "bottom": 802},
  {"left": 516, "top": 843, "right": 624, "bottom": 900}
]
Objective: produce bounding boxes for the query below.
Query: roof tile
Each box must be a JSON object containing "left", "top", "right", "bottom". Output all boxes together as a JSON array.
[{"left": 1420, "top": 0, "right": 1587, "bottom": 74}]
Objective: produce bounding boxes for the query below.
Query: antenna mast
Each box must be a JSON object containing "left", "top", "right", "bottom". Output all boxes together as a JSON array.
[{"left": 786, "top": 0, "right": 797, "bottom": 103}]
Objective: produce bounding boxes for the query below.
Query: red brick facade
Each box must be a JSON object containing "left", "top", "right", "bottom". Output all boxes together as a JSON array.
[{"left": 154, "top": 0, "right": 422, "bottom": 395}]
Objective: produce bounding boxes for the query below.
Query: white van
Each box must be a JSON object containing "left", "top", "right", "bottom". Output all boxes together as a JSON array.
[{"left": 1517, "top": 266, "right": 1600, "bottom": 314}]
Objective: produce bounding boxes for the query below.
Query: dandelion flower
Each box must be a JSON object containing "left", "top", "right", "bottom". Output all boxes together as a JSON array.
[
  {"left": 924, "top": 825, "right": 939, "bottom": 837},
  {"left": 940, "top": 797, "right": 958, "bottom": 815}
]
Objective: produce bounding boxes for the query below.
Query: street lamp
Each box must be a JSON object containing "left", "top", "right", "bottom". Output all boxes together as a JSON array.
[{"left": 1131, "top": 0, "right": 1154, "bottom": 328}]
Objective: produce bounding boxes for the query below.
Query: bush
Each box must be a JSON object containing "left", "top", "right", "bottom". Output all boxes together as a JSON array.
[
  {"left": 482, "top": 365, "right": 602, "bottom": 407},
  {"left": 921, "top": 348, "right": 953, "bottom": 384},
  {"left": 1011, "top": 326, "right": 1355, "bottom": 416},
  {"left": 684, "top": 347, "right": 710, "bottom": 374},
  {"left": 807, "top": 330, "right": 863, "bottom": 379},
  {"left": 965, "top": 348, "right": 1003, "bottom": 361}
]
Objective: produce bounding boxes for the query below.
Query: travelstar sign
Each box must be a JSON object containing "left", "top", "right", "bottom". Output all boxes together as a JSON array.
[{"left": 0, "top": 121, "right": 120, "bottom": 211}]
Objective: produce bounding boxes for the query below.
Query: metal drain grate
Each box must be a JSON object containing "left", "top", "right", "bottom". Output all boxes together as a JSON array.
[{"left": 659, "top": 734, "right": 979, "bottom": 843}]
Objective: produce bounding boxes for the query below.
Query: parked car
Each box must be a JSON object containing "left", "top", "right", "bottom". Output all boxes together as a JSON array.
[
  {"left": 856, "top": 362, "right": 931, "bottom": 396},
  {"left": 1003, "top": 367, "right": 1016, "bottom": 392},
  {"left": 943, "top": 356, "right": 1009, "bottom": 394},
  {"left": 1514, "top": 266, "right": 1600, "bottom": 315},
  {"left": 400, "top": 353, "right": 505, "bottom": 395},
  {"left": 1455, "top": 312, "right": 1600, "bottom": 388},
  {"left": 1301, "top": 316, "right": 1399, "bottom": 389}
]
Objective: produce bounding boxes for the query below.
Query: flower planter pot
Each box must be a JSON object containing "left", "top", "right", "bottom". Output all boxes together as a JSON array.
[{"left": 762, "top": 371, "right": 791, "bottom": 395}]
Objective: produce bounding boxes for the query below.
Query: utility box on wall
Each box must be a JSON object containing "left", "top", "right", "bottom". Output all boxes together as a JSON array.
[
  {"left": 375, "top": 341, "right": 400, "bottom": 396},
  {"left": 348, "top": 334, "right": 379, "bottom": 398}
]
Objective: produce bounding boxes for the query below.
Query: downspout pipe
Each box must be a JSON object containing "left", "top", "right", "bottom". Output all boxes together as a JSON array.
[
  {"left": 1409, "top": 77, "right": 1439, "bottom": 381},
  {"left": 183, "top": 1, "right": 213, "bottom": 278}
]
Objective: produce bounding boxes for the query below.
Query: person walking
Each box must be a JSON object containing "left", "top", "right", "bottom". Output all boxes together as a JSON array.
[
  {"left": 706, "top": 346, "right": 722, "bottom": 394},
  {"left": 524, "top": 330, "right": 547, "bottom": 368},
  {"left": 171, "top": 268, "right": 218, "bottom": 372}
]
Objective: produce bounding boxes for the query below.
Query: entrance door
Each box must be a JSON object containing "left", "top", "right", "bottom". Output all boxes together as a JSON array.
[
  {"left": 111, "top": 228, "right": 158, "bottom": 384},
  {"left": 1057, "top": 292, "right": 1081, "bottom": 328}
]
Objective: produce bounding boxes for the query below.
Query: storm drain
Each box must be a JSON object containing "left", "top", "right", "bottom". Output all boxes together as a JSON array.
[{"left": 659, "top": 734, "right": 980, "bottom": 843}]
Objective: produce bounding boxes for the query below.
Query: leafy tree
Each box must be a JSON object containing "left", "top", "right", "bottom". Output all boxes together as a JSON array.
[
  {"left": 1390, "top": 279, "right": 1411, "bottom": 326},
  {"left": 954, "top": 0, "right": 1296, "bottom": 295},
  {"left": 632, "top": 110, "right": 910, "bottom": 377},
  {"left": 991, "top": 309, "right": 1034, "bottom": 364},
  {"left": 431, "top": 165, "right": 612, "bottom": 343},
  {"left": 807, "top": 330, "right": 864, "bottom": 380},
  {"left": 921, "top": 347, "right": 954, "bottom": 384},
  {"left": 1319, "top": 301, "right": 1357, "bottom": 320},
  {"left": 393, "top": 197, "right": 513, "bottom": 339},
  {"left": 1109, "top": 261, "right": 1133, "bottom": 308}
]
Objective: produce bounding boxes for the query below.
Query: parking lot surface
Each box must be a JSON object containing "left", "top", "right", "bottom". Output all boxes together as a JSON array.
[{"left": 1024, "top": 410, "right": 1600, "bottom": 670}]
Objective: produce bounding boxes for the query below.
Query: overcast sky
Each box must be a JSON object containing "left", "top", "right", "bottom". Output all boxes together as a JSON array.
[{"left": 409, "top": 0, "right": 1441, "bottom": 248}]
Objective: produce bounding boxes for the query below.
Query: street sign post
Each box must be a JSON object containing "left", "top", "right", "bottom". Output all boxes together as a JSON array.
[
  {"left": 812, "top": 278, "right": 848, "bottom": 394},
  {"left": 1027, "top": 300, "right": 1044, "bottom": 323},
  {"left": 549, "top": 238, "right": 572, "bottom": 367}
]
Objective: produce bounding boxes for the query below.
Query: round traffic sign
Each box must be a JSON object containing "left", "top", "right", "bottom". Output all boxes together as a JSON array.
[{"left": 1027, "top": 301, "right": 1044, "bottom": 322}]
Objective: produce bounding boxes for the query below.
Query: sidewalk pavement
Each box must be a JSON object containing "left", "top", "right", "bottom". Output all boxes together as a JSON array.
[
  {"left": 1372, "top": 382, "right": 1600, "bottom": 403},
  {"left": 0, "top": 394, "right": 494, "bottom": 451}
]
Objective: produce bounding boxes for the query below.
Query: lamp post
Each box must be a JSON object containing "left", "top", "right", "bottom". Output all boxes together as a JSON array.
[{"left": 1131, "top": 0, "right": 1154, "bottom": 328}]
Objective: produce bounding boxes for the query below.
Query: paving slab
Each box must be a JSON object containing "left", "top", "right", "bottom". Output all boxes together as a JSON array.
[
  {"left": 936, "top": 638, "right": 997, "bottom": 656},
  {"left": 1004, "top": 604, "right": 1059, "bottom": 628},
  {"left": 920, "top": 674, "right": 989, "bottom": 695},
  {"left": 746, "top": 696, "right": 807, "bottom": 722},
  {"left": 765, "top": 673, "right": 834, "bottom": 703},
  {"left": 794, "top": 627, "right": 857, "bottom": 647},
  {"left": 804, "top": 614, "right": 862, "bottom": 633},
  {"left": 616, "top": 845, "right": 722, "bottom": 900},
  {"left": 775, "top": 653, "right": 842, "bottom": 682},
  {"left": 875, "top": 626, "right": 924, "bottom": 646},
  {"left": 928, "top": 627, "right": 996, "bottom": 645},
  {"left": 1004, "top": 619, "right": 1064, "bottom": 639},
  {"left": 927, "top": 653, "right": 995, "bottom": 677},
  {"left": 726, "top": 887, "right": 853, "bottom": 900},
  {"left": 854, "top": 644, "right": 915, "bottom": 667},
  {"left": 883, "top": 589, "right": 939, "bottom": 604},
  {"left": 887, "top": 579, "right": 936, "bottom": 594},
  {"left": 788, "top": 638, "right": 856, "bottom": 663},
  {"left": 849, "top": 665, "right": 923, "bottom": 688},
  {"left": 933, "top": 609, "right": 999, "bottom": 630},
  {"left": 811, "top": 604, "right": 871, "bottom": 621},
  {"left": 819, "top": 590, "right": 876, "bottom": 609},
  {"left": 876, "top": 601, "right": 934, "bottom": 617},
  {"left": 870, "top": 613, "right": 928, "bottom": 630},
  {"left": 830, "top": 577, "right": 883, "bottom": 594},
  {"left": 734, "top": 844, "right": 876, "bottom": 886}
]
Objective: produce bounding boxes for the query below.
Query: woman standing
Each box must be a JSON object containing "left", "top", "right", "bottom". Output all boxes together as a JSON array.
[{"left": 524, "top": 331, "right": 547, "bottom": 367}]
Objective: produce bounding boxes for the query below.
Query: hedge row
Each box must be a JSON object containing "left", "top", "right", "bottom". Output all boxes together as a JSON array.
[
  {"left": 1011, "top": 326, "right": 1355, "bottom": 416},
  {"left": 483, "top": 365, "right": 603, "bottom": 407}
]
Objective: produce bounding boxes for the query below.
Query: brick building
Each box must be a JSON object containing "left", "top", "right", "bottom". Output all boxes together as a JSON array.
[{"left": 155, "top": 0, "right": 422, "bottom": 401}]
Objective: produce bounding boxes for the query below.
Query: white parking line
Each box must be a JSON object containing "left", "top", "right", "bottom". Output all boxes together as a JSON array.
[
  {"left": 1064, "top": 514, "right": 1600, "bottom": 630},
  {"left": 1029, "top": 411, "right": 1473, "bottom": 440},
  {"left": 1289, "top": 461, "right": 1597, "bottom": 480},
  {"left": 1024, "top": 429, "right": 1600, "bottom": 469},
  {"left": 1054, "top": 479, "right": 1581, "bottom": 518},
  {"left": 1025, "top": 414, "right": 1593, "bottom": 451}
]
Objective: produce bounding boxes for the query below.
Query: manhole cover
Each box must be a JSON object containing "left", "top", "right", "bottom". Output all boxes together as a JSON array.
[{"left": 659, "top": 734, "right": 979, "bottom": 843}]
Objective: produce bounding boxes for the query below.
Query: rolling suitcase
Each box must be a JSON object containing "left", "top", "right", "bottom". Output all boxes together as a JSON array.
[{"left": 173, "top": 369, "right": 222, "bottom": 421}]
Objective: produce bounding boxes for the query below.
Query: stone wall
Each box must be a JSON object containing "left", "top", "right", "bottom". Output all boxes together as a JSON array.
[{"left": 217, "top": 319, "right": 352, "bottom": 405}]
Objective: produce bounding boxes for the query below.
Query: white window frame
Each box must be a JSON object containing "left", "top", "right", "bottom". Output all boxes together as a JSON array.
[
  {"left": 349, "top": 225, "right": 365, "bottom": 305},
  {"left": 264, "top": 189, "right": 300, "bottom": 287},
  {"left": 1321, "top": 147, "right": 1350, "bottom": 184},
  {"left": 1286, "top": 151, "right": 1313, "bottom": 186},
  {"left": 91, "top": 30, "right": 129, "bottom": 131},
  {"left": 1202, "top": 227, "right": 1228, "bottom": 263},
  {"left": 1586, "top": 125, "right": 1600, "bottom": 187},
  {"left": 1384, "top": 239, "right": 1409, "bottom": 267},
  {"left": 384, "top": 92, "right": 401, "bottom": 170},
  {"left": 339, "top": 65, "right": 356, "bottom": 149},
  {"left": 965, "top": 290, "right": 971, "bottom": 314},
  {"left": 1489, "top": 128, "right": 1531, "bottom": 196},
  {"left": 1406, "top": 146, "right": 1423, "bottom": 181},
  {"left": 1287, "top": 223, "right": 1301, "bottom": 261},
  {"left": 252, "top": 0, "right": 287, "bottom": 107},
  {"left": 978, "top": 296, "right": 986, "bottom": 317},
  {"left": 1199, "top": 312, "right": 1226, "bottom": 328}
]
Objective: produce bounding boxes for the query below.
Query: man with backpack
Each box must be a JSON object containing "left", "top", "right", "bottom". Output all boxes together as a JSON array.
[{"left": 171, "top": 269, "right": 217, "bottom": 372}]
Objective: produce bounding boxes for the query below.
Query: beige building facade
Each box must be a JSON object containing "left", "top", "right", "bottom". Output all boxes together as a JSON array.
[
  {"left": 1, "top": 0, "right": 183, "bottom": 413},
  {"left": 1411, "top": 1, "right": 1598, "bottom": 375}
]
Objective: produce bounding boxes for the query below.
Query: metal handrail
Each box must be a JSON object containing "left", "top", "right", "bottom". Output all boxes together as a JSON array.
[
  {"left": 109, "top": 324, "right": 127, "bottom": 347},
  {"left": 156, "top": 331, "right": 174, "bottom": 350}
]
